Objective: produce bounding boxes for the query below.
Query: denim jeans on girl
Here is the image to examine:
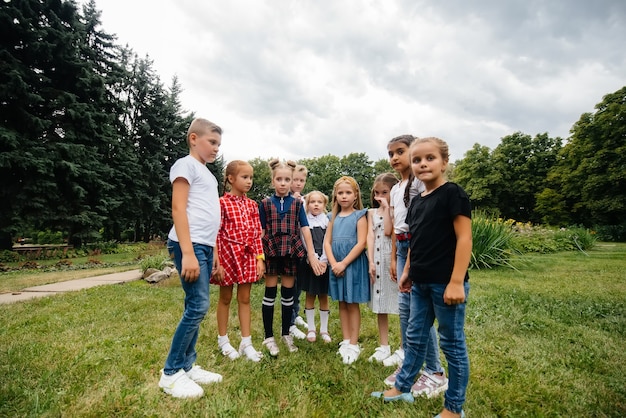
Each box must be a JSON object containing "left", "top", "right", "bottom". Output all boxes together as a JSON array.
[
  {"left": 163, "top": 239, "right": 213, "bottom": 375},
  {"left": 395, "top": 282, "right": 470, "bottom": 414},
  {"left": 396, "top": 239, "right": 444, "bottom": 374}
]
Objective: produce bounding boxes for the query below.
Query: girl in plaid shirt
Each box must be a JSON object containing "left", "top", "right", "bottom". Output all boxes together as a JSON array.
[
  {"left": 259, "top": 159, "right": 324, "bottom": 356},
  {"left": 211, "top": 161, "right": 265, "bottom": 362}
]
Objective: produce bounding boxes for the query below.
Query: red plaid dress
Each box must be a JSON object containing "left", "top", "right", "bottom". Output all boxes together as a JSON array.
[{"left": 211, "top": 193, "right": 263, "bottom": 286}]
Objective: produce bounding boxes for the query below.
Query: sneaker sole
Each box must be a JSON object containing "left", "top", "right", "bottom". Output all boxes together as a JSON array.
[{"left": 412, "top": 382, "right": 449, "bottom": 398}]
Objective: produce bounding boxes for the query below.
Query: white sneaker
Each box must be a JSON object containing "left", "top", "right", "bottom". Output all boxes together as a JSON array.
[
  {"left": 262, "top": 337, "right": 280, "bottom": 356},
  {"left": 368, "top": 345, "right": 391, "bottom": 363},
  {"left": 239, "top": 340, "right": 263, "bottom": 362},
  {"left": 289, "top": 325, "right": 306, "bottom": 340},
  {"left": 342, "top": 344, "right": 361, "bottom": 365},
  {"left": 186, "top": 364, "right": 223, "bottom": 384},
  {"left": 218, "top": 339, "right": 240, "bottom": 360},
  {"left": 295, "top": 316, "right": 308, "bottom": 328},
  {"left": 159, "top": 369, "right": 204, "bottom": 398},
  {"left": 382, "top": 348, "right": 405, "bottom": 367},
  {"left": 282, "top": 335, "right": 299, "bottom": 352},
  {"left": 337, "top": 339, "right": 350, "bottom": 357}
]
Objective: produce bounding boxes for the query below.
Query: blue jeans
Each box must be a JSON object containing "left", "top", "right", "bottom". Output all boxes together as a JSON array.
[
  {"left": 395, "top": 282, "right": 470, "bottom": 414},
  {"left": 164, "top": 239, "right": 212, "bottom": 375},
  {"left": 396, "top": 240, "right": 443, "bottom": 374}
]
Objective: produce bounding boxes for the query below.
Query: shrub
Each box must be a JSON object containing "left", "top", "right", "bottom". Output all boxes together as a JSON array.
[
  {"left": 139, "top": 254, "right": 170, "bottom": 272},
  {"left": 471, "top": 211, "right": 519, "bottom": 269},
  {"left": 0, "top": 250, "right": 21, "bottom": 263},
  {"left": 594, "top": 224, "right": 626, "bottom": 242}
]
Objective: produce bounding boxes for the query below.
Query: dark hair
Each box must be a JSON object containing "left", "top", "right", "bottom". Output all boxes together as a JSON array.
[
  {"left": 370, "top": 173, "right": 399, "bottom": 208},
  {"left": 388, "top": 134, "right": 417, "bottom": 207}
]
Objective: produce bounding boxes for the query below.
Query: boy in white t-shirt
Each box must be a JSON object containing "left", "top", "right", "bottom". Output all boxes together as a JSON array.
[{"left": 158, "top": 118, "right": 224, "bottom": 399}]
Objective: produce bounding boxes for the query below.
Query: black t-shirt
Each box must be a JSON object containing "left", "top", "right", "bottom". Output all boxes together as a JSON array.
[{"left": 406, "top": 182, "right": 471, "bottom": 284}]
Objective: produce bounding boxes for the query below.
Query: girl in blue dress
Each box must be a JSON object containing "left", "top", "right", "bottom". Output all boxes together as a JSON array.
[{"left": 324, "top": 176, "right": 370, "bottom": 365}]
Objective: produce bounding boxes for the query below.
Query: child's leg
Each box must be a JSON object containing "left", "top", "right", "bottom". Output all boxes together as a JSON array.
[
  {"left": 347, "top": 302, "right": 361, "bottom": 345},
  {"left": 423, "top": 325, "right": 445, "bottom": 374},
  {"left": 217, "top": 285, "right": 233, "bottom": 337},
  {"left": 305, "top": 292, "right": 316, "bottom": 332},
  {"left": 318, "top": 294, "right": 331, "bottom": 342},
  {"left": 280, "top": 275, "right": 295, "bottom": 336},
  {"left": 338, "top": 301, "right": 350, "bottom": 343},
  {"left": 434, "top": 283, "right": 470, "bottom": 415},
  {"left": 377, "top": 313, "right": 389, "bottom": 346},
  {"left": 164, "top": 241, "right": 212, "bottom": 374},
  {"left": 396, "top": 241, "right": 410, "bottom": 352},
  {"left": 262, "top": 275, "right": 278, "bottom": 339},
  {"left": 236, "top": 283, "right": 252, "bottom": 338}
]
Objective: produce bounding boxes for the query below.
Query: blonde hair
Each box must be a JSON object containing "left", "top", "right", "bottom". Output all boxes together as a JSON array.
[
  {"left": 186, "top": 118, "right": 222, "bottom": 147},
  {"left": 370, "top": 173, "right": 399, "bottom": 208},
  {"left": 268, "top": 158, "right": 296, "bottom": 179},
  {"left": 412, "top": 137, "right": 450, "bottom": 162},
  {"left": 330, "top": 176, "right": 363, "bottom": 218},
  {"left": 223, "top": 160, "right": 252, "bottom": 192},
  {"left": 304, "top": 190, "right": 329, "bottom": 214},
  {"left": 293, "top": 164, "right": 308, "bottom": 177}
]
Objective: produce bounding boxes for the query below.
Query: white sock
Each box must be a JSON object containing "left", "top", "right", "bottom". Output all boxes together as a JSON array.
[
  {"left": 305, "top": 308, "right": 316, "bottom": 332},
  {"left": 319, "top": 310, "right": 329, "bottom": 333},
  {"left": 240, "top": 335, "right": 252, "bottom": 345},
  {"left": 217, "top": 334, "right": 229, "bottom": 346}
]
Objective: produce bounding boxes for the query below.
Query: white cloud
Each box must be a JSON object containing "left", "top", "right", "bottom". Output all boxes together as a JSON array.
[{"left": 87, "top": 0, "right": 626, "bottom": 163}]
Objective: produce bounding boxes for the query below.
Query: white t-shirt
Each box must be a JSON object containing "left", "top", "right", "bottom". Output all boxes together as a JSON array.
[
  {"left": 167, "top": 155, "right": 220, "bottom": 246},
  {"left": 390, "top": 177, "right": 425, "bottom": 234}
]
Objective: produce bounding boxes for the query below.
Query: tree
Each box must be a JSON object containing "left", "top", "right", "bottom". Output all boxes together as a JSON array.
[
  {"left": 452, "top": 144, "right": 498, "bottom": 212},
  {"left": 537, "top": 86, "right": 626, "bottom": 227},
  {"left": 248, "top": 157, "right": 272, "bottom": 202}
]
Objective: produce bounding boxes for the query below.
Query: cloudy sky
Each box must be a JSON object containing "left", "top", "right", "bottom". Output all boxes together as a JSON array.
[{"left": 85, "top": 0, "right": 626, "bottom": 163}]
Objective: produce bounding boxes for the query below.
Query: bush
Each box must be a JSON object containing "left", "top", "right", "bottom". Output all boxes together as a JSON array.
[
  {"left": 511, "top": 223, "right": 597, "bottom": 253},
  {"left": 594, "top": 224, "right": 626, "bottom": 242},
  {"left": 471, "top": 211, "right": 519, "bottom": 269},
  {"left": 0, "top": 250, "right": 21, "bottom": 263},
  {"left": 139, "top": 254, "right": 170, "bottom": 272}
]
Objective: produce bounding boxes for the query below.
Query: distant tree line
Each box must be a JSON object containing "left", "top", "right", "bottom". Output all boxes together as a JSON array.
[{"left": 2, "top": 1, "right": 624, "bottom": 249}]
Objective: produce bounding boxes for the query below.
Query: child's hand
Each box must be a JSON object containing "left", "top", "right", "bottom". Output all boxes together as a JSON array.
[
  {"left": 309, "top": 254, "right": 324, "bottom": 276},
  {"left": 375, "top": 196, "right": 389, "bottom": 210},
  {"left": 369, "top": 263, "right": 376, "bottom": 284},
  {"left": 331, "top": 261, "right": 346, "bottom": 277},
  {"left": 211, "top": 265, "right": 225, "bottom": 283},
  {"left": 389, "top": 259, "right": 397, "bottom": 282},
  {"left": 443, "top": 282, "right": 466, "bottom": 305},
  {"left": 181, "top": 255, "right": 200, "bottom": 282},
  {"left": 256, "top": 259, "right": 265, "bottom": 279},
  {"left": 398, "top": 270, "right": 411, "bottom": 293}
]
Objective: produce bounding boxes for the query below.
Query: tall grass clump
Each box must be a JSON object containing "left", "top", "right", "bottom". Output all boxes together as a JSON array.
[
  {"left": 470, "top": 210, "right": 518, "bottom": 270},
  {"left": 511, "top": 222, "right": 597, "bottom": 254},
  {"left": 139, "top": 253, "right": 170, "bottom": 272}
]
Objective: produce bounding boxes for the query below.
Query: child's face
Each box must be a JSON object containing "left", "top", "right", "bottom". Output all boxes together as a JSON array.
[
  {"left": 272, "top": 168, "right": 292, "bottom": 197},
  {"left": 411, "top": 141, "right": 447, "bottom": 186},
  {"left": 191, "top": 131, "right": 221, "bottom": 164},
  {"left": 291, "top": 172, "right": 307, "bottom": 194},
  {"left": 388, "top": 142, "right": 411, "bottom": 175},
  {"left": 335, "top": 182, "right": 356, "bottom": 210},
  {"left": 307, "top": 193, "right": 325, "bottom": 216},
  {"left": 372, "top": 183, "right": 391, "bottom": 206},
  {"left": 229, "top": 165, "right": 253, "bottom": 195}
]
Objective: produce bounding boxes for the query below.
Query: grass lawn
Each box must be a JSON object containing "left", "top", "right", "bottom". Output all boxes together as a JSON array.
[{"left": 0, "top": 243, "right": 624, "bottom": 417}]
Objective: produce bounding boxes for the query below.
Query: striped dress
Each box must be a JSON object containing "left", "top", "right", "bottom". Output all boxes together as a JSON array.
[{"left": 367, "top": 209, "right": 399, "bottom": 314}]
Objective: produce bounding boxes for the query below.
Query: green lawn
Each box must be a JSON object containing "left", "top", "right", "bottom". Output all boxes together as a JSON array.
[{"left": 0, "top": 243, "right": 624, "bottom": 417}]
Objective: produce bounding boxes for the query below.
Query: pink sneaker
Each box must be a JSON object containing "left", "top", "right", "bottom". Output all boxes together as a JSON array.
[{"left": 411, "top": 371, "right": 448, "bottom": 398}]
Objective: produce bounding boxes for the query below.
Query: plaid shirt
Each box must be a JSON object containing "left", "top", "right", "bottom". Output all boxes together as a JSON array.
[{"left": 214, "top": 193, "right": 263, "bottom": 284}]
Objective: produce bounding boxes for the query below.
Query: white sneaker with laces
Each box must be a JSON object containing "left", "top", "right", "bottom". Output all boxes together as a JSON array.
[
  {"left": 382, "top": 348, "right": 405, "bottom": 367},
  {"left": 282, "top": 334, "right": 299, "bottom": 352},
  {"left": 186, "top": 364, "right": 223, "bottom": 385},
  {"left": 295, "top": 316, "right": 308, "bottom": 328},
  {"left": 262, "top": 337, "right": 280, "bottom": 356},
  {"left": 159, "top": 369, "right": 204, "bottom": 398},
  {"left": 368, "top": 345, "right": 391, "bottom": 363},
  {"left": 289, "top": 325, "right": 306, "bottom": 340},
  {"left": 411, "top": 371, "right": 449, "bottom": 398}
]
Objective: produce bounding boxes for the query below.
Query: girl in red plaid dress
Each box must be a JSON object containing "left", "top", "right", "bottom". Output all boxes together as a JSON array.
[{"left": 211, "top": 161, "right": 265, "bottom": 362}]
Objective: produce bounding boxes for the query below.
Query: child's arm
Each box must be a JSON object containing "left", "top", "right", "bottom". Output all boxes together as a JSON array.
[
  {"left": 398, "top": 248, "right": 412, "bottom": 293},
  {"left": 171, "top": 178, "right": 199, "bottom": 282},
  {"left": 332, "top": 214, "right": 368, "bottom": 277},
  {"left": 389, "top": 206, "right": 397, "bottom": 280},
  {"left": 444, "top": 214, "right": 472, "bottom": 305},
  {"left": 366, "top": 211, "right": 376, "bottom": 284},
  {"left": 323, "top": 219, "right": 336, "bottom": 271},
  {"left": 302, "top": 226, "right": 324, "bottom": 276}
]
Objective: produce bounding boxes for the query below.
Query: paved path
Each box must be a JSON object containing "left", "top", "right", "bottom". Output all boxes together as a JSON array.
[{"left": 0, "top": 269, "right": 142, "bottom": 305}]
